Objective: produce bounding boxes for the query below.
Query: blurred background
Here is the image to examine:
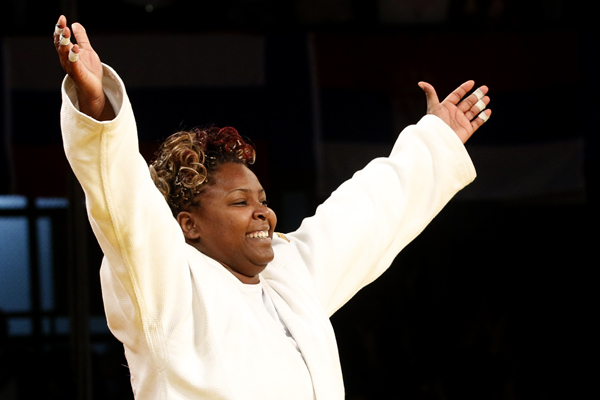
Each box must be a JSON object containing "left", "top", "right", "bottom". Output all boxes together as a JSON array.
[{"left": 0, "top": 0, "right": 596, "bottom": 399}]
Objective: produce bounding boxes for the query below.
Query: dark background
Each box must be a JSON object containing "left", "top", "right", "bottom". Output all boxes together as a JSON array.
[{"left": 0, "top": 1, "right": 596, "bottom": 399}]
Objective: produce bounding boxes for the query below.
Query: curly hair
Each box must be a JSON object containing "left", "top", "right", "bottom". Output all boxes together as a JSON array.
[{"left": 149, "top": 126, "right": 256, "bottom": 216}]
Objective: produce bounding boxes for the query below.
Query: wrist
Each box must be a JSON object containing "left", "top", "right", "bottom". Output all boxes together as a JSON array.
[{"left": 76, "top": 89, "right": 114, "bottom": 121}]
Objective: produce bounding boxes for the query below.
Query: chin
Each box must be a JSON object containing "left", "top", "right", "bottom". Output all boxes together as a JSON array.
[{"left": 252, "top": 250, "right": 275, "bottom": 267}]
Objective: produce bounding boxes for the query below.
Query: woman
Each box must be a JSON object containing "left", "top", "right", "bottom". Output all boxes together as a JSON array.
[{"left": 54, "top": 15, "right": 490, "bottom": 400}]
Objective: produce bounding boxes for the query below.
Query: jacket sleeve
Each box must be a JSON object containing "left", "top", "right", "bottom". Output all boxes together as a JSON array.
[
  {"left": 60, "top": 65, "right": 192, "bottom": 364},
  {"left": 286, "top": 115, "right": 477, "bottom": 316}
]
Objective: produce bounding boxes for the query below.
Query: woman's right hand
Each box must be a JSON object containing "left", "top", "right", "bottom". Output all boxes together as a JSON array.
[{"left": 54, "top": 15, "right": 115, "bottom": 120}]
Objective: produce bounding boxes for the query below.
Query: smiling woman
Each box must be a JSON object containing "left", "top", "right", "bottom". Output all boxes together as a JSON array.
[
  {"left": 147, "top": 127, "right": 274, "bottom": 284},
  {"left": 177, "top": 162, "right": 277, "bottom": 284},
  {"left": 54, "top": 13, "right": 489, "bottom": 400}
]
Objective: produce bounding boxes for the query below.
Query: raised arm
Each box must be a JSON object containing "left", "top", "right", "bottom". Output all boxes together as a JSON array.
[
  {"left": 285, "top": 81, "right": 490, "bottom": 315},
  {"left": 54, "top": 15, "right": 115, "bottom": 120},
  {"left": 54, "top": 16, "right": 196, "bottom": 359}
]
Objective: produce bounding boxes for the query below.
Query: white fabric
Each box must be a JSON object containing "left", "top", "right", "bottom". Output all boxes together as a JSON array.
[
  {"left": 60, "top": 64, "right": 476, "bottom": 400},
  {"left": 473, "top": 87, "right": 485, "bottom": 100},
  {"left": 260, "top": 283, "right": 302, "bottom": 353},
  {"left": 474, "top": 99, "right": 486, "bottom": 112},
  {"left": 68, "top": 49, "right": 79, "bottom": 63}
]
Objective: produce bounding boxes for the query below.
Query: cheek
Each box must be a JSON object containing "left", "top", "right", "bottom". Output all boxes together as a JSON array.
[
  {"left": 268, "top": 209, "right": 278, "bottom": 230},
  {"left": 197, "top": 215, "right": 231, "bottom": 244},
  {"left": 201, "top": 214, "right": 247, "bottom": 245}
]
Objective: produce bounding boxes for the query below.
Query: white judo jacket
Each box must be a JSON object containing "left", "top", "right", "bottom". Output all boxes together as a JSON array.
[{"left": 60, "top": 64, "right": 477, "bottom": 399}]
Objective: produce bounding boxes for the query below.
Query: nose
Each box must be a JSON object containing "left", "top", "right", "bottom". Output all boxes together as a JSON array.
[{"left": 253, "top": 204, "right": 270, "bottom": 220}]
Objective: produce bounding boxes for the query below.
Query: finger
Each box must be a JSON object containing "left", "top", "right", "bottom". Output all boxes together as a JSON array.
[
  {"left": 69, "top": 44, "right": 80, "bottom": 63},
  {"left": 54, "top": 15, "right": 66, "bottom": 37},
  {"left": 56, "top": 26, "right": 73, "bottom": 56},
  {"left": 470, "top": 109, "right": 492, "bottom": 132},
  {"left": 458, "top": 85, "right": 489, "bottom": 114},
  {"left": 477, "top": 109, "right": 491, "bottom": 123},
  {"left": 54, "top": 24, "right": 63, "bottom": 38},
  {"left": 71, "top": 22, "right": 93, "bottom": 50},
  {"left": 54, "top": 17, "right": 66, "bottom": 50},
  {"left": 464, "top": 95, "right": 490, "bottom": 120},
  {"left": 443, "top": 80, "right": 475, "bottom": 105},
  {"left": 59, "top": 31, "right": 71, "bottom": 46},
  {"left": 418, "top": 81, "right": 440, "bottom": 111},
  {"left": 55, "top": 27, "right": 80, "bottom": 75}
]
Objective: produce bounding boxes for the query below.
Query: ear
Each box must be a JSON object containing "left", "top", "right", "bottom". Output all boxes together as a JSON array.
[{"left": 176, "top": 211, "right": 201, "bottom": 240}]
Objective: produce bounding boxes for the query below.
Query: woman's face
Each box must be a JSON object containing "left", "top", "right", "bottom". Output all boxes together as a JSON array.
[{"left": 184, "top": 162, "right": 277, "bottom": 284}]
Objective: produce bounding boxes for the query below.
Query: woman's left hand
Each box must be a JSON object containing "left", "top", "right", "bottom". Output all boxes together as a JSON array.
[{"left": 418, "top": 80, "right": 491, "bottom": 144}]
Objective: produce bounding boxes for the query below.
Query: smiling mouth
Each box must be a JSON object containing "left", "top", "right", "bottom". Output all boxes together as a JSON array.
[{"left": 246, "top": 230, "right": 270, "bottom": 239}]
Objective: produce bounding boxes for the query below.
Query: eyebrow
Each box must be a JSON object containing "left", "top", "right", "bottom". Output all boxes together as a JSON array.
[{"left": 227, "top": 188, "right": 265, "bottom": 195}]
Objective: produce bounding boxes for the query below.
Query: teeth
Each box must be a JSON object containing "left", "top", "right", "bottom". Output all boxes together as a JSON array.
[{"left": 247, "top": 231, "right": 269, "bottom": 239}]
